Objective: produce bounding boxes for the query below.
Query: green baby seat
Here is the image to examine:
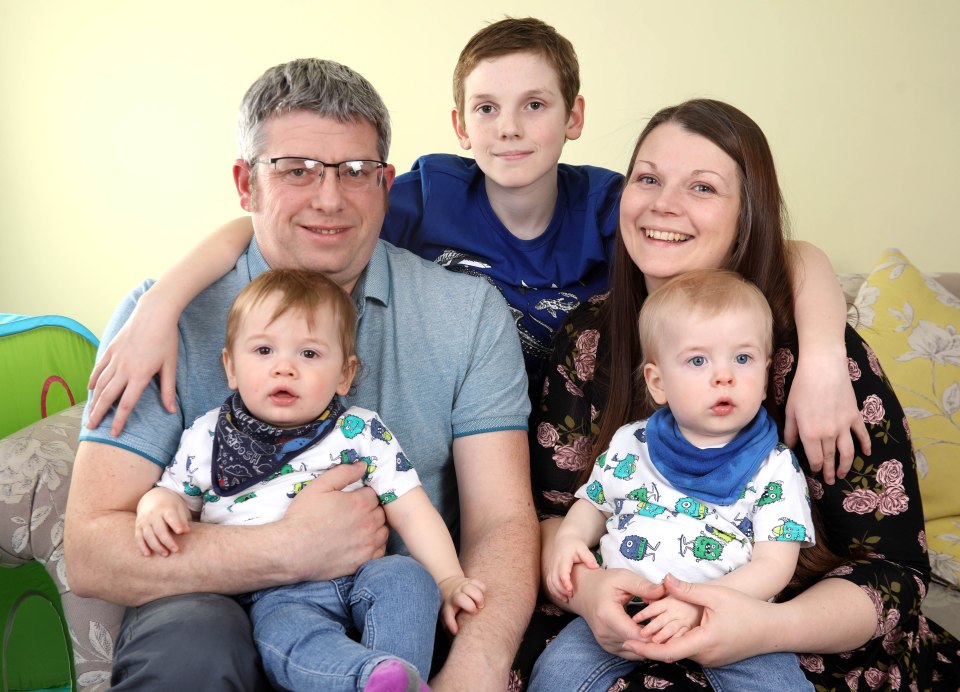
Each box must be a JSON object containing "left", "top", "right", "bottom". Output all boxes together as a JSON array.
[{"left": 1, "top": 314, "right": 98, "bottom": 691}]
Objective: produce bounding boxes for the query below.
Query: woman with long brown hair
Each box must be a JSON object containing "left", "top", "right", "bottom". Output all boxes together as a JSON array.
[{"left": 522, "top": 99, "right": 960, "bottom": 690}]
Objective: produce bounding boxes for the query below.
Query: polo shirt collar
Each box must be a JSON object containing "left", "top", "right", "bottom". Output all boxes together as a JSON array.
[{"left": 351, "top": 240, "right": 391, "bottom": 311}]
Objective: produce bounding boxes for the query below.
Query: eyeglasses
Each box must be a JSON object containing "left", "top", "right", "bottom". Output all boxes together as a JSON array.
[{"left": 253, "top": 157, "right": 386, "bottom": 191}]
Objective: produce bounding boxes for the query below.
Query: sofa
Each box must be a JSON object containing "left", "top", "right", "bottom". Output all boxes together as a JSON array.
[{"left": 1, "top": 247, "right": 958, "bottom": 690}]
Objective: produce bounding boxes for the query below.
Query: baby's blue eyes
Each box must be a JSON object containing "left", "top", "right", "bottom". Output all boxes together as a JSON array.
[{"left": 687, "top": 354, "right": 752, "bottom": 366}]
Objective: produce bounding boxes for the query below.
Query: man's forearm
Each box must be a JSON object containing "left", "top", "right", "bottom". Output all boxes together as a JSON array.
[
  {"left": 67, "top": 506, "right": 303, "bottom": 605},
  {"left": 442, "top": 508, "right": 539, "bottom": 683},
  {"left": 65, "top": 442, "right": 381, "bottom": 605}
]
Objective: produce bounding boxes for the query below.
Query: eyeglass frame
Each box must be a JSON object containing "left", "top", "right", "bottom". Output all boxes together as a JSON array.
[{"left": 252, "top": 157, "right": 388, "bottom": 190}]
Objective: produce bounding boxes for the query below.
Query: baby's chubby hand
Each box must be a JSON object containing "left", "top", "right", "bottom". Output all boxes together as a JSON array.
[
  {"left": 438, "top": 575, "right": 486, "bottom": 635},
  {"left": 545, "top": 533, "right": 600, "bottom": 603},
  {"left": 134, "top": 487, "right": 192, "bottom": 557}
]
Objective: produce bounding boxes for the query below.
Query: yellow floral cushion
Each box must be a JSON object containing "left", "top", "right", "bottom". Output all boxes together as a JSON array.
[{"left": 853, "top": 248, "right": 960, "bottom": 586}]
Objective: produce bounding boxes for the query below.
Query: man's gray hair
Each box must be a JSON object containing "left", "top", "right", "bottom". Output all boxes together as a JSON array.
[{"left": 237, "top": 58, "right": 391, "bottom": 163}]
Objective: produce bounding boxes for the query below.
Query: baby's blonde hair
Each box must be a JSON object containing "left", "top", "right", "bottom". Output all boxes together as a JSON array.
[
  {"left": 225, "top": 269, "right": 357, "bottom": 361},
  {"left": 638, "top": 269, "right": 773, "bottom": 368}
]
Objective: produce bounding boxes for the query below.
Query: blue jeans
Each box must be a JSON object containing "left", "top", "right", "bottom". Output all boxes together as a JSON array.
[
  {"left": 246, "top": 554, "right": 441, "bottom": 691},
  {"left": 528, "top": 615, "right": 813, "bottom": 692}
]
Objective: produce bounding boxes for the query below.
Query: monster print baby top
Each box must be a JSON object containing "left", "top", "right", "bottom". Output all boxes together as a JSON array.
[
  {"left": 577, "top": 416, "right": 814, "bottom": 581},
  {"left": 156, "top": 403, "right": 419, "bottom": 526}
]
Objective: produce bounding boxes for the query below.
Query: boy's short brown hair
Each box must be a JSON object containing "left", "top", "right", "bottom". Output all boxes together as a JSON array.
[
  {"left": 453, "top": 17, "right": 580, "bottom": 126},
  {"left": 225, "top": 269, "right": 357, "bottom": 362},
  {"left": 638, "top": 269, "right": 774, "bottom": 367}
]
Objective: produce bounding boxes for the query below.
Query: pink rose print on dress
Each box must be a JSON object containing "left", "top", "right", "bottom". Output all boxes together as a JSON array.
[
  {"left": 576, "top": 329, "right": 600, "bottom": 355},
  {"left": 844, "top": 670, "right": 862, "bottom": 689},
  {"left": 557, "top": 362, "right": 584, "bottom": 397},
  {"left": 642, "top": 676, "right": 671, "bottom": 689},
  {"left": 537, "top": 422, "right": 560, "bottom": 449},
  {"left": 860, "top": 394, "right": 886, "bottom": 425},
  {"left": 903, "top": 416, "right": 911, "bottom": 441},
  {"left": 887, "top": 665, "right": 902, "bottom": 690},
  {"left": 799, "top": 654, "right": 825, "bottom": 673},
  {"left": 848, "top": 358, "right": 862, "bottom": 381},
  {"left": 881, "top": 608, "right": 901, "bottom": 637},
  {"left": 878, "top": 486, "right": 909, "bottom": 515},
  {"left": 807, "top": 476, "right": 824, "bottom": 500},
  {"left": 876, "top": 459, "right": 905, "bottom": 487},
  {"left": 552, "top": 436, "right": 592, "bottom": 471},
  {"left": 861, "top": 585, "right": 885, "bottom": 635},
  {"left": 574, "top": 352, "right": 597, "bottom": 382},
  {"left": 918, "top": 614, "right": 931, "bottom": 639},
  {"left": 865, "top": 343, "right": 883, "bottom": 378},
  {"left": 542, "top": 489, "right": 575, "bottom": 508},
  {"left": 919, "top": 530, "right": 928, "bottom": 551},
  {"left": 772, "top": 348, "right": 795, "bottom": 405},
  {"left": 826, "top": 564, "right": 854, "bottom": 578},
  {"left": 589, "top": 291, "right": 610, "bottom": 304},
  {"left": 844, "top": 488, "right": 880, "bottom": 514},
  {"left": 883, "top": 623, "right": 904, "bottom": 654},
  {"left": 864, "top": 667, "right": 888, "bottom": 688}
]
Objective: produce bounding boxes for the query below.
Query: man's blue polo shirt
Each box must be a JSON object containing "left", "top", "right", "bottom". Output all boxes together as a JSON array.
[{"left": 81, "top": 239, "right": 529, "bottom": 547}]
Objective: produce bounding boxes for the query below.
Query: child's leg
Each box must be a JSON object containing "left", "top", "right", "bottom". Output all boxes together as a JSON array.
[
  {"left": 703, "top": 652, "right": 813, "bottom": 692},
  {"left": 528, "top": 615, "right": 635, "bottom": 692},
  {"left": 349, "top": 554, "right": 442, "bottom": 681},
  {"left": 249, "top": 578, "right": 420, "bottom": 692}
]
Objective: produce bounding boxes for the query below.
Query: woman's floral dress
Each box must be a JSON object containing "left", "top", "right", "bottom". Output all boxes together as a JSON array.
[{"left": 513, "top": 295, "right": 960, "bottom": 691}]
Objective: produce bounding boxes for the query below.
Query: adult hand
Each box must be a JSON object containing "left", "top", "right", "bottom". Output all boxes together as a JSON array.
[
  {"left": 86, "top": 291, "right": 180, "bottom": 435},
  {"left": 279, "top": 462, "right": 388, "bottom": 581},
  {"left": 567, "top": 565, "right": 665, "bottom": 659},
  {"left": 624, "top": 574, "right": 776, "bottom": 667},
  {"left": 784, "top": 349, "right": 871, "bottom": 484}
]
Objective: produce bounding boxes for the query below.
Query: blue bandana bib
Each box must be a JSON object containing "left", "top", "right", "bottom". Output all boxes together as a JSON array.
[
  {"left": 644, "top": 406, "right": 779, "bottom": 505},
  {"left": 211, "top": 393, "right": 345, "bottom": 497}
]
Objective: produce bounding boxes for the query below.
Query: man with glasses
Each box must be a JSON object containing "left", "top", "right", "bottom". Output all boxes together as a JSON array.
[{"left": 65, "top": 59, "right": 536, "bottom": 691}]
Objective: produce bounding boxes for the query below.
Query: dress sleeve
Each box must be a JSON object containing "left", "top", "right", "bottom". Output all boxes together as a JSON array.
[
  {"left": 774, "top": 325, "right": 931, "bottom": 632},
  {"left": 528, "top": 301, "right": 605, "bottom": 520}
]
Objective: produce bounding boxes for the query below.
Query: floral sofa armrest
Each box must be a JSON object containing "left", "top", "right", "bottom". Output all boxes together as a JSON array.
[{"left": 0, "top": 403, "right": 122, "bottom": 691}]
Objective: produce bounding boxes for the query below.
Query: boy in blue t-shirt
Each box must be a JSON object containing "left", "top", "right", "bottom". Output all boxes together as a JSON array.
[{"left": 381, "top": 18, "right": 622, "bottom": 389}]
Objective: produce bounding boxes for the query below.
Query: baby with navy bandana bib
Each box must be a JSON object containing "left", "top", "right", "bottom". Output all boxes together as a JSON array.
[{"left": 135, "top": 268, "right": 483, "bottom": 692}]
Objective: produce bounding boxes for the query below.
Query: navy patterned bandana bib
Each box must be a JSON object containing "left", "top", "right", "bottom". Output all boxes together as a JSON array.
[
  {"left": 211, "top": 392, "right": 345, "bottom": 497},
  {"left": 645, "top": 406, "right": 779, "bottom": 505}
]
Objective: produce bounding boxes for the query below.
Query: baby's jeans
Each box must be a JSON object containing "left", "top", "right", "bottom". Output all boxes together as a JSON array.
[
  {"left": 246, "top": 554, "right": 440, "bottom": 691},
  {"left": 528, "top": 614, "right": 813, "bottom": 692}
]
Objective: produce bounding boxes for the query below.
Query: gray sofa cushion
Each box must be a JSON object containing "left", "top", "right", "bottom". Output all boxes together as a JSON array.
[{"left": 0, "top": 403, "right": 120, "bottom": 691}]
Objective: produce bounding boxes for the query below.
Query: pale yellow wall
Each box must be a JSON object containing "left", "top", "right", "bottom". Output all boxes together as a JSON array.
[{"left": 2, "top": 1, "right": 957, "bottom": 336}]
